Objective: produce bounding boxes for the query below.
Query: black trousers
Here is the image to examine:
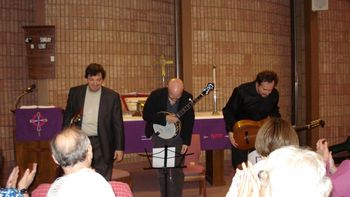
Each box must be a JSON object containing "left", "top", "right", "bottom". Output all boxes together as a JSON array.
[
  {"left": 89, "top": 136, "right": 113, "bottom": 181},
  {"left": 231, "top": 145, "right": 248, "bottom": 168},
  {"left": 153, "top": 135, "right": 184, "bottom": 197}
]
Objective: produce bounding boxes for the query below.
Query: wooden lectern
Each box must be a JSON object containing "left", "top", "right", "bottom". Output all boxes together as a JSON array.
[{"left": 15, "top": 107, "right": 62, "bottom": 191}]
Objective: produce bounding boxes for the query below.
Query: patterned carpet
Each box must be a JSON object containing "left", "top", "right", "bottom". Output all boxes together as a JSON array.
[{"left": 117, "top": 160, "right": 234, "bottom": 197}]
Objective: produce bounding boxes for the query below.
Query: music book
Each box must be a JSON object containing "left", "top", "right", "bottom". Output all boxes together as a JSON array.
[{"left": 152, "top": 147, "right": 176, "bottom": 168}]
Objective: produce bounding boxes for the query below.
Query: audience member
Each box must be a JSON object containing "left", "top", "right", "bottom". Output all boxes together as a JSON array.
[
  {"left": 233, "top": 146, "right": 332, "bottom": 197},
  {"left": 260, "top": 146, "right": 332, "bottom": 197},
  {"left": 0, "top": 163, "right": 37, "bottom": 197},
  {"left": 226, "top": 117, "right": 299, "bottom": 196},
  {"left": 317, "top": 138, "right": 350, "bottom": 197},
  {"left": 47, "top": 127, "right": 115, "bottom": 197}
]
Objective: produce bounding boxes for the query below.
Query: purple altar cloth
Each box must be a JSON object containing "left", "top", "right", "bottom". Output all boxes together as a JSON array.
[
  {"left": 16, "top": 108, "right": 63, "bottom": 141},
  {"left": 15, "top": 109, "right": 231, "bottom": 152},
  {"left": 124, "top": 115, "right": 231, "bottom": 153}
]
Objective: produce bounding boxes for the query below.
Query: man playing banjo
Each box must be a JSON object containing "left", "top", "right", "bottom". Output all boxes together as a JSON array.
[{"left": 142, "top": 78, "right": 195, "bottom": 197}]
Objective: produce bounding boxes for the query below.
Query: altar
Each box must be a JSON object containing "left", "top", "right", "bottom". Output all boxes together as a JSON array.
[
  {"left": 123, "top": 112, "right": 230, "bottom": 185},
  {"left": 123, "top": 112, "right": 230, "bottom": 153},
  {"left": 15, "top": 108, "right": 229, "bottom": 187}
]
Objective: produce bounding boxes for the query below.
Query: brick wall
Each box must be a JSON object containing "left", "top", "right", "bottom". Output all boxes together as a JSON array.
[
  {"left": 45, "top": 0, "right": 176, "bottom": 108},
  {"left": 191, "top": 0, "right": 292, "bottom": 119},
  {"left": 318, "top": 0, "right": 350, "bottom": 145},
  {"left": 0, "top": 0, "right": 36, "bottom": 185},
  {"left": 2, "top": 0, "right": 350, "bottom": 185}
]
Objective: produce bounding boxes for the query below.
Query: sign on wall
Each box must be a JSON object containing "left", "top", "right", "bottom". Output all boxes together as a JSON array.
[{"left": 23, "top": 25, "right": 55, "bottom": 79}]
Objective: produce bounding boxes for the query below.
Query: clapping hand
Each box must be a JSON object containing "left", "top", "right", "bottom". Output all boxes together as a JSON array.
[
  {"left": 237, "top": 162, "right": 261, "bottom": 197},
  {"left": 18, "top": 163, "right": 38, "bottom": 190},
  {"left": 6, "top": 166, "right": 19, "bottom": 188},
  {"left": 6, "top": 163, "right": 37, "bottom": 192},
  {"left": 316, "top": 139, "right": 337, "bottom": 174}
]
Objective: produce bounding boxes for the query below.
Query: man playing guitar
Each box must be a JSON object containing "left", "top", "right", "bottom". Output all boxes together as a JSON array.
[{"left": 223, "top": 70, "right": 281, "bottom": 169}]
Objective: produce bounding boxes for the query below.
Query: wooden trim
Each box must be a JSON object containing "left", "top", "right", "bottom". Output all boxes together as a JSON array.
[
  {"left": 304, "top": 0, "right": 320, "bottom": 149},
  {"left": 181, "top": 0, "right": 193, "bottom": 93}
]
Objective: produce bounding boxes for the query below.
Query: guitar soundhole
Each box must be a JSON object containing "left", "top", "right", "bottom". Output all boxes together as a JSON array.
[{"left": 244, "top": 131, "right": 249, "bottom": 144}]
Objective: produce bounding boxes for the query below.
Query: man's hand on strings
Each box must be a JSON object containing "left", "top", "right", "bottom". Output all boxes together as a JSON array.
[
  {"left": 229, "top": 132, "right": 239, "bottom": 148},
  {"left": 166, "top": 114, "right": 179, "bottom": 124}
]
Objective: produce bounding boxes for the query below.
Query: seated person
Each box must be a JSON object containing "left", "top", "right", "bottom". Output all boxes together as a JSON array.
[
  {"left": 32, "top": 181, "right": 133, "bottom": 197},
  {"left": 316, "top": 138, "right": 350, "bottom": 197},
  {"left": 260, "top": 146, "right": 332, "bottom": 197},
  {"left": 226, "top": 117, "right": 299, "bottom": 197},
  {"left": 1, "top": 163, "right": 37, "bottom": 197},
  {"left": 234, "top": 146, "right": 332, "bottom": 197},
  {"left": 47, "top": 127, "right": 115, "bottom": 197}
]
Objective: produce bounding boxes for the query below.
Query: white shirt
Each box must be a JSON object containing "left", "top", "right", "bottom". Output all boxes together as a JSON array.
[
  {"left": 82, "top": 87, "right": 101, "bottom": 136},
  {"left": 47, "top": 168, "right": 115, "bottom": 197}
]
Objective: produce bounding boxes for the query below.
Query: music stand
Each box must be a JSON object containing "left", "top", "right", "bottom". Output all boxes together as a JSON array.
[{"left": 141, "top": 146, "right": 192, "bottom": 197}]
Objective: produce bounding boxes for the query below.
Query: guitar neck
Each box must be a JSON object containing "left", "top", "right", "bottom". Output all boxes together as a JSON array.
[
  {"left": 175, "top": 94, "right": 204, "bottom": 118},
  {"left": 293, "top": 119, "right": 325, "bottom": 132}
]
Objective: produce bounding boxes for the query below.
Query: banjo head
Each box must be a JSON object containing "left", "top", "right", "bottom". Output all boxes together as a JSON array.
[{"left": 153, "top": 123, "right": 179, "bottom": 140}]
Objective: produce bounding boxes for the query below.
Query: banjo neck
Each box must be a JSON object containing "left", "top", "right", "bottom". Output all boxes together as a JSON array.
[{"left": 175, "top": 94, "right": 204, "bottom": 118}]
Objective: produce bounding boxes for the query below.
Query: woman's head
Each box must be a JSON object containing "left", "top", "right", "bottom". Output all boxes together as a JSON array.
[{"left": 255, "top": 117, "right": 299, "bottom": 157}]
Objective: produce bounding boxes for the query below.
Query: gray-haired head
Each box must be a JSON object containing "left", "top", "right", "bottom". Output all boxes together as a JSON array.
[{"left": 50, "top": 127, "right": 91, "bottom": 167}]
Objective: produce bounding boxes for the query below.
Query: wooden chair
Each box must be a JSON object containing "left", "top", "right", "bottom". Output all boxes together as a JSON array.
[{"left": 183, "top": 134, "right": 206, "bottom": 197}]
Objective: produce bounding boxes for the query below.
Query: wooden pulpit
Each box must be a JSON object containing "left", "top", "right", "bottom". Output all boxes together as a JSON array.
[{"left": 15, "top": 107, "right": 62, "bottom": 191}]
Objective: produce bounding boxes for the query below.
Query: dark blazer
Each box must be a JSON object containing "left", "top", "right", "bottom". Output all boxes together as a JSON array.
[
  {"left": 62, "top": 84, "right": 125, "bottom": 163},
  {"left": 142, "top": 87, "right": 195, "bottom": 146}
]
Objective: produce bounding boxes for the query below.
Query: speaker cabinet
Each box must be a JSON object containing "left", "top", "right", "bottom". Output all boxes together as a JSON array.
[{"left": 312, "top": 0, "right": 328, "bottom": 11}]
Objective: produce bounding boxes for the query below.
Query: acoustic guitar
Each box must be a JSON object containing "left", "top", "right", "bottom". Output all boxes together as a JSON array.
[
  {"left": 233, "top": 118, "right": 325, "bottom": 150},
  {"left": 69, "top": 109, "right": 83, "bottom": 128},
  {"left": 153, "top": 83, "right": 215, "bottom": 140}
]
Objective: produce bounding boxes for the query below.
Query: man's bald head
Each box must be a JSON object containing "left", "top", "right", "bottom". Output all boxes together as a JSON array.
[
  {"left": 51, "top": 127, "right": 91, "bottom": 167},
  {"left": 167, "top": 78, "right": 184, "bottom": 102}
]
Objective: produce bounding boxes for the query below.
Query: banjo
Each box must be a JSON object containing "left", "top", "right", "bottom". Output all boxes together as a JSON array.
[{"left": 153, "top": 83, "right": 215, "bottom": 140}]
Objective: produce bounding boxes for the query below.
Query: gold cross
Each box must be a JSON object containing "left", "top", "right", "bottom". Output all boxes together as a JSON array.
[
  {"left": 156, "top": 54, "right": 174, "bottom": 77},
  {"left": 155, "top": 54, "right": 174, "bottom": 86}
]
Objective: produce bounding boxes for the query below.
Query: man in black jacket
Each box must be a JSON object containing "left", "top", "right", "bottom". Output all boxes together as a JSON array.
[
  {"left": 143, "top": 78, "right": 195, "bottom": 197},
  {"left": 223, "top": 70, "right": 281, "bottom": 169},
  {"left": 62, "top": 63, "right": 125, "bottom": 181}
]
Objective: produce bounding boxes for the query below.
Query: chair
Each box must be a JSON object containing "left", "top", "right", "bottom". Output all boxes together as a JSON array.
[
  {"left": 31, "top": 183, "right": 51, "bottom": 197},
  {"left": 31, "top": 181, "right": 133, "bottom": 197},
  {"left": 183, "top": 134, "right": 207, "bottom": 197},
  {"left": 111, "top": 168, "right": 133, "bottom": 190}
]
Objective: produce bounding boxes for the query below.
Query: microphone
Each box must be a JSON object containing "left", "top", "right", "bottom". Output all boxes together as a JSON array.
[{"left": 24, "top": 84, "right": 36, "bottom": 93}]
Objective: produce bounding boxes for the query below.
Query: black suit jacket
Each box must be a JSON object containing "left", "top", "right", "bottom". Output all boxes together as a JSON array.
[
  {"left": 222, "top": 81, "right": 280, "bottom": 133},
  {"left": 62, "top": 84, "right": 125, "bottom": 163},
  {"left": 142, "top": 87, "right": 195, "bottom": 146}
]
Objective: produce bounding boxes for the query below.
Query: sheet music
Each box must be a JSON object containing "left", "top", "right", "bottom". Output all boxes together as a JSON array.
[{"left": 152, "top": 147, "right": 176, "bottom": 168}]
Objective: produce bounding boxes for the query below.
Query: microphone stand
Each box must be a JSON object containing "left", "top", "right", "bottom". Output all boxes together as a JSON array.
[{"left": 11, "top": 91, "right": 32, "bottom": 113}]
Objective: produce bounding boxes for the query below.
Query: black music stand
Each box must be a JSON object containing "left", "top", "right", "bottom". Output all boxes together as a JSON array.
[{"left": 141, "top": 146, "right": 192, "bottom": 197}]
